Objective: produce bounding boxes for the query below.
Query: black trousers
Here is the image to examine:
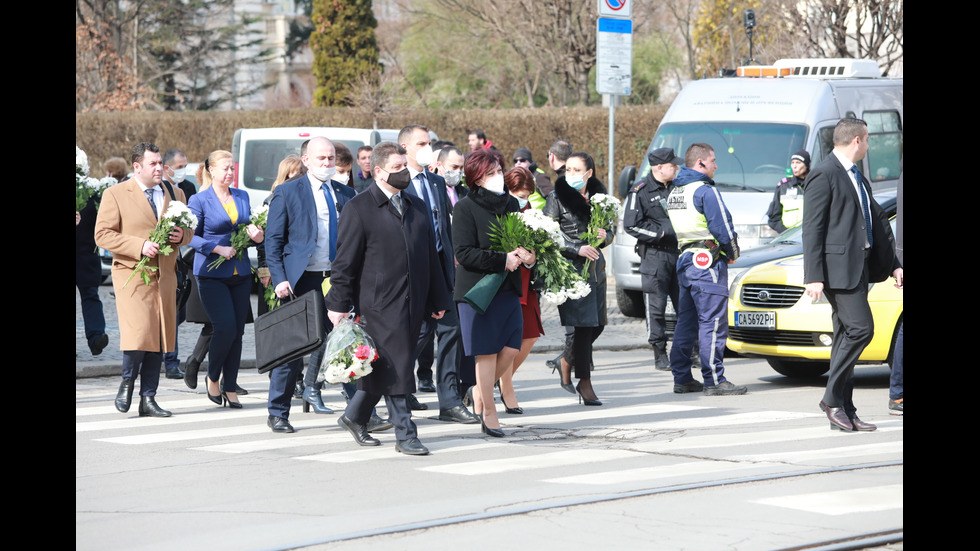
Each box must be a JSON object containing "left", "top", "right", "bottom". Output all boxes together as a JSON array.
[
  {"left": 822, "top": 260, "right": 874, "bottom": 416},
  {"left": 346, "top": 391, "right": 416, "bottom": 441}
]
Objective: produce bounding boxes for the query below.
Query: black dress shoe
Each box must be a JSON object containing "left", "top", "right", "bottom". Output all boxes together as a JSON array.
[
  {"left": 407, "top": 394, "right": 428, "bottom": 411},
  {"left": 438, "top": 405, "right": 479, "bottom": 424},
  {"left": 183, "top": 358, "right": 200, "bottom": 390},
  {"left": 395, "top": 437, "right": 430, "bottom": 455},
  {"left": 338, "top": 415, "right": 380, "bottom": 446},
  {"left": 165, "top": 364, "right": 184, "bottom": 379},
  {"left": 418, "top": 379, "right": 436, "bottom": 393},
  {"left": 268, "top": 415, "right": 295, "bottom": 433},
  {"left": 822, "top": 403, "right": 855, "bottom": 432},
  {"left": 848, "top": 415, "right": 877, "bottom": 431},
  {"left": 115, "top": 379, "right": 135, "bottom": 413},
  {"left": 138, "top": 396, "right": 172, "bottom": 417},
  {"left": 366, "top": 414, "right": 394, "bottom": 432},
  {"left": 89, "top": 333, "right": 109, "bottom": 356}
]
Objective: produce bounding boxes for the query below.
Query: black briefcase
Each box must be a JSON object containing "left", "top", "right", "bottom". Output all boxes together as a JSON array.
[{"left": 254, "top": 290, "right": 325, "bottom": 374}]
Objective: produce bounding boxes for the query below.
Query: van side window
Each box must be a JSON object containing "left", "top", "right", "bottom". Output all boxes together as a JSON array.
[
  {"left": 810, "top": 126, "right": 835, "bottom": 166},
  {"left": 863, "top": 111, "right": 903, "bottom": 182}
]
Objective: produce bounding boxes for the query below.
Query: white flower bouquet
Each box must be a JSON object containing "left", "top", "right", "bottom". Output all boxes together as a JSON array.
[
  {"left": 76, "top": 146, "right": 117, "bottom": 211},
  {"left": 123, "top": 201, "right": 198, "bottom": 288},
  {"left": 487, "top": 208, "right": 591, "bottom": 306},
  {"left": 579, "top": 193, "right": 621, "bottom": 276},
  {"left": 318, "top": 316, "right": 378, "bottom": 385},
  {"left": 207, "top": 204, "right": 269, "bottom": 271}
]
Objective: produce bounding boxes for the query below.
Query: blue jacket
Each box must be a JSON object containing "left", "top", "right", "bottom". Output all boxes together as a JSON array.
[
  {"left": 188, "top": 186, "right": 254, "bottom": 278},
  {"left": 264, "top": 174, "right": 357, "bottom": 290}
]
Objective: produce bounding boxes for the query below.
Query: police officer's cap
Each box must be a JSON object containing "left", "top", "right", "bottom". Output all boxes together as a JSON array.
[
  {"left": 790, "top": 149, "right": 811, "bottom": 170},
  {"left": 648, "top": 148, "right": 683, "bottom": 167}
]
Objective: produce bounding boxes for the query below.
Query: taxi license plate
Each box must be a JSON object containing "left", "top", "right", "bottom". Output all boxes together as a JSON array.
[{"left": 735, "top": 311, "right": 775, "bottom": 329}]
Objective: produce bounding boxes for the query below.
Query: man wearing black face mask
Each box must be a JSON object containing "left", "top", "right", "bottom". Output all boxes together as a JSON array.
[{"left": 326, "top": 142, "right": 453, "bottom": 455}]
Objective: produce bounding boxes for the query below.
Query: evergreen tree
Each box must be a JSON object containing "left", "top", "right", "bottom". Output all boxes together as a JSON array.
[{"left": 310, "top": 0, "right": 382, "bottom": 107}]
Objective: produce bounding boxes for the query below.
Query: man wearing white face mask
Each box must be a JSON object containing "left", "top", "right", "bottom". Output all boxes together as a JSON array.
[
  {"left": 398, "top": 125, "right": 478, "bottom": 424},
  {"left": 164, "top": 148, "right": 197, "bottom": 204},
  {"left": 434, "top": 146, "right": 467, "bottom": 208},
  {"left": 264, "top": 136, "right": 358, "bottom": 432}
]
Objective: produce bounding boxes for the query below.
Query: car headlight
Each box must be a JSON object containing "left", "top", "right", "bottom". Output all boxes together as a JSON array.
[{"left": 728, "top": 267, "right": 748, "bottom": 296}]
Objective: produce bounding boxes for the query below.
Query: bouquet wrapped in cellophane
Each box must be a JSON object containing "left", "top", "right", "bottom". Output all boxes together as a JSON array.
[{"left": 317, "top": 315, "right": 379, "bottom": 385}]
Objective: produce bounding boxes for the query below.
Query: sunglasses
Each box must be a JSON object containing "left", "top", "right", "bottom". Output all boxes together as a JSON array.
[{"left": 514, "top": 158, "right": 528, "bottom": 163}]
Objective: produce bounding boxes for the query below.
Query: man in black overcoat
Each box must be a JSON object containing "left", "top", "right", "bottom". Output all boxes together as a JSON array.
[{"left": 325, "top": 142, "right": 453, "bottom": 456}]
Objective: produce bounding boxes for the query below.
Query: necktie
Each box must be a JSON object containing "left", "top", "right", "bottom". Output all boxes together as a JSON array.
[
  {"left": 416, "top": 173, "right": 441, "bottom": 251},
  {"left": 320, "top": 183, "right": 338, "bottom": 262},
  {"left": 851, "top": 166, "right": 873, "bottom": 248},
  {"left": 391, "top": 194, "right": 403, "bottom": 215},
  {"left": 144, "top": 188, "right": 158, "bottom": 218}
]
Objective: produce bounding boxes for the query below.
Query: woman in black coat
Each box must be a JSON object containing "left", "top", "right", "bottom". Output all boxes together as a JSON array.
[
  {"left": 453, "top": 149, "right": 535, "bottom": 437},
  {"left": 542, "top": 152, "right": 613, "bottom": 406}
]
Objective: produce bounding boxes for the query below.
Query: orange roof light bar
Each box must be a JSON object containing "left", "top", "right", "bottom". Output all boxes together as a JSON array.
[{"left": 736, "top": 66, "right": 793, "bottom": 77}]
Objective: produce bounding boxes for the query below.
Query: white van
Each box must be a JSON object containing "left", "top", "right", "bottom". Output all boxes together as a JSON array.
[
  {"left": 231, "top": 127, "right": 399, "bottom": 207},
  {"left": 612, "top": 58, "right": 903, "bottom": 317}
]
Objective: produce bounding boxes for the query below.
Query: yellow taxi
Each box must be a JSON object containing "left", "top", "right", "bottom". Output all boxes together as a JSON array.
[{"left": 726, "top": 253, "right": 903, "bottom": 378}]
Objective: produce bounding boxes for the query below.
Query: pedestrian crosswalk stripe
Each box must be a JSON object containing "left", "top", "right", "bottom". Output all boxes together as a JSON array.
[
  {"left": 629, "top": 422, "right": 902, "bottom": 452},
  {"left": 542, "top": 460, "right": 784, "bottom": 485},
  {"left": 297, "top": 441, "right": 507, "bottom": 463},
  {"left": 419, "top": 449, "right": 641, "bottom": 475},
  {"left": 728, "top": 441, "right": 903, "bottom": 463},
  {"left": 751, "top": 484, "right": 903, "bottom": 515}
]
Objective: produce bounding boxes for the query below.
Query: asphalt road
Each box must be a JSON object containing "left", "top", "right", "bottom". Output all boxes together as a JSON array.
[{"left": 76, "top": 350, "right": 903, "bottom": 551}]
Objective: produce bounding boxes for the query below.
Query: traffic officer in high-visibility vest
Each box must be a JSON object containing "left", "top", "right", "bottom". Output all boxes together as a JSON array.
[
  {"left": 766, "top": 149, "right": 809, "bottom": 234},
  {"left": 665, "top": 143, "right": 748, "bottom": 396}
]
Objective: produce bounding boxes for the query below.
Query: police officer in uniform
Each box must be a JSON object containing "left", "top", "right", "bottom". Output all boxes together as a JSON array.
[
  {"left": 623, "top": 148, "right": 683, "bottom": 371},
  {"left": 766, "top": 149, "right": 809, "bottom": 234},
  {"left": 665, "top": 143, "right": 747, "bottom": 396}
]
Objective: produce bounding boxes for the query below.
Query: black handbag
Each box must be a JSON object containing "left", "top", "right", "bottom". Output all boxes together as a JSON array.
[{"left": 254, "top": 289, "right": 325, "bottom": 374}]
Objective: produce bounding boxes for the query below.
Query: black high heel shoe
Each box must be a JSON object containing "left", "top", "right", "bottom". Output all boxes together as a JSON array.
[
  {"left": 552, "top": 360, "right": 576, "bottom": 394},
  {"left": 221, "top": 392, "right": 243, "bottom": 409},
  {"left": 476, "top": 412, "right": 505, "bottom": 437},
  {"left": 575, "top": 382, "right": 602, "bottom": 406},
  {"left": 205, "top": 377, "right": 222, "bottom": 406},
  {"left": 500, "top": 397, "right": 523, "bottom": 415}
]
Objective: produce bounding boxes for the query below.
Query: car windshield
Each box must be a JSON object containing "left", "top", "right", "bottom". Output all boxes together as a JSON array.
[
  {"left": 637, "top": 122, "right": 808, "bottom": 192},
  {"left": 241, "top": 138, "right": 366, "bottom": 191}
]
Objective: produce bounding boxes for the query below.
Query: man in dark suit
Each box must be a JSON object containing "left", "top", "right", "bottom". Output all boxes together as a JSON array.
[
  {"left": 264, "top": 136, "right": 357, "bottom": 433},
  {"left": 326, "top": 142, "right": 453, "bottom": 455},
  {"left": 399, "top": 125, "right": 478, "bottom": 424},
  {"left": 802, "top": 118, "right": 903, "bottom": 432}
]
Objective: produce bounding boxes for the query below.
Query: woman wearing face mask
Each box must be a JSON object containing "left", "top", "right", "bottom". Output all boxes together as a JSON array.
[
  {"left": 495, "top": 166, "right": 544, "bottom": 414},
  {"left": 542, "top": 152, "right": 612, "bottom": 406},
  {"left": 452, "top": 149, "right": 535, "bottom": 437},
  {"left": 187, "top": 150, "right": 265, "bottom": 409},
  {"left": 333, "top": 142, "right": 355, "bottom": 188}
]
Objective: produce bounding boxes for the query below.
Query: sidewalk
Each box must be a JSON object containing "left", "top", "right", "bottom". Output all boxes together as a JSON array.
[{"left": 75, "top": 276, "right": 650, "bottom": 378}]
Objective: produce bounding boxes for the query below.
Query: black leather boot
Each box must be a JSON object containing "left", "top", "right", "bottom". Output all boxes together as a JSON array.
[
  {"left": 115, "top": 379, "right": 135, "bottom": 413},
  {"left": 138, "top": 396, "right": 172, "bottom": 418}
]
